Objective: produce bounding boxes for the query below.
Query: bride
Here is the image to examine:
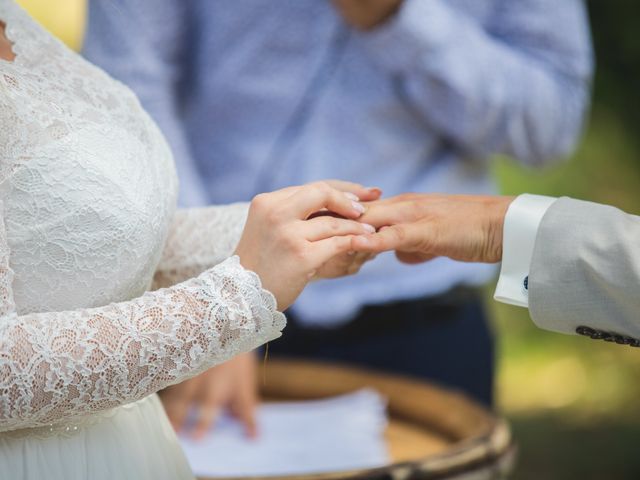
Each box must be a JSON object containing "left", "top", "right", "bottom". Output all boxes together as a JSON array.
[{"left": 0, "top": 1, "right": 379, "bottom": 478}]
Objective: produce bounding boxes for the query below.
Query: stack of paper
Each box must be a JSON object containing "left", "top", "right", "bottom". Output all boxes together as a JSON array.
[{"left": 179, "top": 389, "right": 390, "bottom": 477}]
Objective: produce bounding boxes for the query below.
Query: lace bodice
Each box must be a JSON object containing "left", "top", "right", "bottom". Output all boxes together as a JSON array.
[{"left": 0, "top": 0, "right": 284, "bottom": 433}]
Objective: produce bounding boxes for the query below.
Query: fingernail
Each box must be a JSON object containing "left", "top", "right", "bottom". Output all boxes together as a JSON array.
[
  {"left": 347, "top": 250, "right": 355, "bottom": 256},
  {"left": 362, "top": 223, "right": 376, "bottom": 234},
  {"left": 344, "top": 192, "right": 360, "bottom": 202},
  {"left": 352, "top": 201, "right": 365, "bottom": 214}
]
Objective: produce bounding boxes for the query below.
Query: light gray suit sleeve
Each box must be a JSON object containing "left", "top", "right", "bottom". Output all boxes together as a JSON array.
[{"left": 529, "top": 197, "right": 640, "bottom": 339}]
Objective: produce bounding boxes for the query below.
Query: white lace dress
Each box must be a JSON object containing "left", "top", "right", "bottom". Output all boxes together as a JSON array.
[{"left": 0, "top": 2, "right": 286, "bottom": 478}]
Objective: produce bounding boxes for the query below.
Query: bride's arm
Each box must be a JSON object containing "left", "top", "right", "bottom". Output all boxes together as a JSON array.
[
  {"left": 0, "top": 206, "right": 283, "bottom": 433},
  {"left": 153, "top": 203, "right": 248, "bottom": 289},
  {"left": 154, "top": 182, "right": 382, "bottom": 289},
  {"left": 0, "top": 182, "right": 368, "bottom": 433}
]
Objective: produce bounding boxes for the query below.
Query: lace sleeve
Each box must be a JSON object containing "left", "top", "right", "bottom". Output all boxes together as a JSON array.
[
  {"left": 153, "top": 203, "right": 249, "bottom": 288},
  {"left": 0, "top": 210, "right": 285, "bottom": 433}
]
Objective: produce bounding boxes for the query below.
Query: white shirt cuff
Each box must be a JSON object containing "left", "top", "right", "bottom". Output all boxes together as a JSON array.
[{"left": 494, "top": 194, "right": 558, "bottom": 308}]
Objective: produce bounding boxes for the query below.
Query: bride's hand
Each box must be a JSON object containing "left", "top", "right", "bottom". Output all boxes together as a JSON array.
[
  {"left": 321, "top": 179, "right": 382, "bottom": 204},
  {"left": 234, "top": 181, "right": 376, "bottom": 310},
  {"left": 312, "top": 180, "right": 381, "bottom": 279},
  {"left": 312, "top": 251, "right": 377, "bottom": 279}
]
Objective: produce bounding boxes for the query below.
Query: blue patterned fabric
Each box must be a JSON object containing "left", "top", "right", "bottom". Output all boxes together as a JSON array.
[{"left": 83, "top": 0, "right": 593, "bottom": 325}]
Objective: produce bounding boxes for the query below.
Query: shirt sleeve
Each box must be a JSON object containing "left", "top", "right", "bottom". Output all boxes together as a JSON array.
[
  {"left": 494, "top": 194, "right": 557, "bottom": 307},
  {"left": 82, "top": 0, "right": 209, "bottom": 207},
  {"left": 355, "top": 0, "right": 593, "bottom": 166}
]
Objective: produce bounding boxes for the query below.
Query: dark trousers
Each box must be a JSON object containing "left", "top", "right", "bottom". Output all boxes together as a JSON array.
[{"left": 269, "top": 290, "right": 495, "bottom": 407}]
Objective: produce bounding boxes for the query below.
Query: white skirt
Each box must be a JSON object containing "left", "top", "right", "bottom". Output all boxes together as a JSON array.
[{"left": 0, "top": 394, "right": 194, "bottom": 480}]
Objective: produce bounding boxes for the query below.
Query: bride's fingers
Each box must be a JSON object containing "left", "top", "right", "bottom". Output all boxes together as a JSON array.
[
  {"left": 302, "top": 216, "right": 375, "bottom": 241},
  {"left": 311, "top": 249, "right": 376, "bottom": 280},
  {"left": 309, "top": 235, "right": 356, "bottom": 266},
  {"left": 347, "top": 251, "right": 374, "bottom": 274},
  {"left": 324, "top": 180, "right": 382, "bottom": 202},
  {"left": 285, "top": 182, "right": 365, "bottom": 220},
  {"left": 250, "top": 186, "right": 301, "bottom": 207},
  {"left": 254, "top": 182, "right": 381, "bottom": 205},
  {"left": 251, "top": 183, "right": 381, "bottom": 220}
]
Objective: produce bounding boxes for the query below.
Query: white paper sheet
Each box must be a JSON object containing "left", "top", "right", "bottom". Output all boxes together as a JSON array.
[{"left": 179, "top": 389, "right": 390, "bottom": 477}]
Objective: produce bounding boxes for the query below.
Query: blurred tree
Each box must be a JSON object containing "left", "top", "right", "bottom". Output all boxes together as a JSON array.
[{"left": 587, "top": 1, "right": 640, "bottom": 142}]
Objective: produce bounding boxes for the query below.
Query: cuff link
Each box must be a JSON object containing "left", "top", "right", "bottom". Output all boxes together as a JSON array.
[{"left": 522, "top": 275, "right": 529, "bottom": 295}]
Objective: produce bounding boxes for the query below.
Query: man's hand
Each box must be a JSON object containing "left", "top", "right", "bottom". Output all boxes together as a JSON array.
[
  {"left": 353, "top": 194, "right": 516, "bottom": 263},
  {"left": 332, "top": 0, "right": 403, "bottom": 30},
  {"left": 160, "top": 352, "right": 259, "bottom": 439}
]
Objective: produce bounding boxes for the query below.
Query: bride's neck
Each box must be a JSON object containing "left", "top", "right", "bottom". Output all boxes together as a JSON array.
[{"left": 0, "top": 21, "right": 16, "bottom": 62}]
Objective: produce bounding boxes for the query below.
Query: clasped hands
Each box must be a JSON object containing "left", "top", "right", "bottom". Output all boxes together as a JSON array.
[
  {"left": 235, "top": 182, "right": 515, "bottom": 313},
  {"left": 162, "top": 182, "right": 515, "bottom": 438}
]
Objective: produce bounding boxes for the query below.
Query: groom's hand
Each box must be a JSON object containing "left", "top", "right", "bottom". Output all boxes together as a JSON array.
[{"left": 353, "top": 194, "right": 515, "bottom": 264}]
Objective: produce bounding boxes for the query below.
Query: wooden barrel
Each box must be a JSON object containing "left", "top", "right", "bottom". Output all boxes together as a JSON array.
[{"left": 200, "top": 359, "right": 515, "bottom": 480}]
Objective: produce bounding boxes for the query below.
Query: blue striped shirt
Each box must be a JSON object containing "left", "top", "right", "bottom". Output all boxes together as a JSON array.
[{"left": 83, "top": 0, "right": 593, "bottom": 325}]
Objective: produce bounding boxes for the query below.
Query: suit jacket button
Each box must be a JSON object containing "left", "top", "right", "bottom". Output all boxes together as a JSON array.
[{"left": 576, "top": 326, "right": 595, "bottom": 336}]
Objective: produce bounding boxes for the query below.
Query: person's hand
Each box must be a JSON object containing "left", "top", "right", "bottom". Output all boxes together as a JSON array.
[
  {"left": 313, "top": 181, "right": 381, "bottom": 279},
  {"left": 160, "top": 352, "right": 258, "bottom": 439},
  {"left": 234, "top": 181, "right": 376, "bottom": 310},
  {"left": 353, "top": 194, "right": 516, "bottom": 263},
  {"left": 323, "top": 180, "right": 382, "bottom": 204},
  {"left": 332, "top": 0, "right": 403, "bottom": 30},
  {"left": 312, "top": 250, "right": 377, "bottom": 279}
]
